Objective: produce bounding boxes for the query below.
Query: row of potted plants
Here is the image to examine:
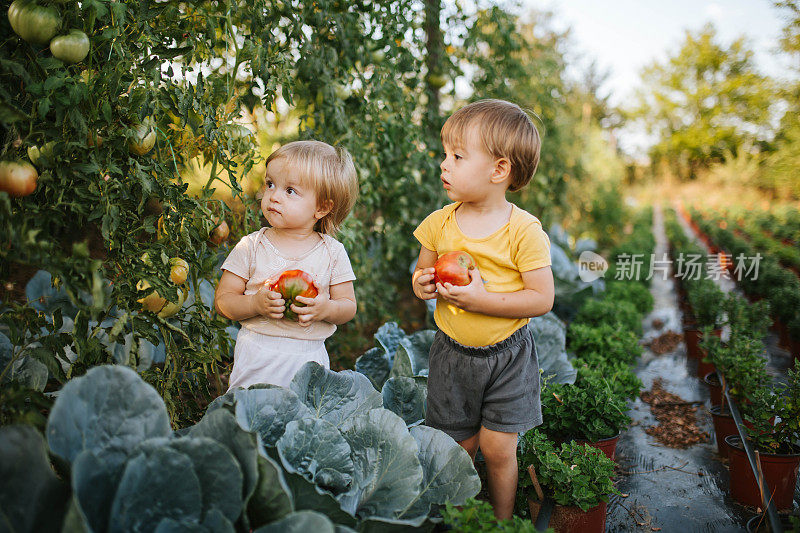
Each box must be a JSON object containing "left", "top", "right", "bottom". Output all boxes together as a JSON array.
[
  {"left": 701, "top": 298, "right": 800, "bottom": 512},
  {"left": 516, "top": 208, "right": 656, "bottom": 532},
  {"left": 665, "top": 208, "right": 800, "bottom": 513},
  {"left": 719, "top": 204, "right": 800, "bottom": 248},
  {"left": 681, "top": 205, "right": 800, "bottom": 359}
]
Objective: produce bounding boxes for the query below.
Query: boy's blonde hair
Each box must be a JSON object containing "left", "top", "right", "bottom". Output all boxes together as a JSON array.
[
  {"left": 441, "top": 99, "right": 541, "bottom": 192},
  {"left": 265, "top": 140, "right": 358, "bottom": 235}
]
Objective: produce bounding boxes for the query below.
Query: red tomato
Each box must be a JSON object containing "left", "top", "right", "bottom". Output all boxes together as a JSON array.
[
  {"left": 434, "top": 251, "right": 476, "bottom": 286},
  {"left": 209, "top": 219, "right": 229, "bottom": 246},
  {"left": 269, "top": 270, "right": 318, "bottom": 321},
  {"left": 0, "top": 160, "right": 38, "bottom": 197}
]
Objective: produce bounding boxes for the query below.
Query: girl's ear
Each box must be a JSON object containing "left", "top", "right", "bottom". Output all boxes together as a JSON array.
[
  {"left": 489, "top": 158, "right": 511, "bottom": 185},
  {"left": 315, "top": 199, "right": 334, "bottom": 220}
]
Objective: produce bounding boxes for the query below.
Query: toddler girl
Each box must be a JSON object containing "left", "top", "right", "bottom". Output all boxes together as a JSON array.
[{"left": 214, "top": 140, "right": 359, "bottom": 390}]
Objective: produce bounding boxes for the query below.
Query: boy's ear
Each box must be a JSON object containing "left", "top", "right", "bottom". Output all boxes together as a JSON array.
[
  {"left": 489, "top": 158, "right": 511, "bottom": 185},
  {"left": 315, "top": 199, "right": 334, "bottom": 220}
]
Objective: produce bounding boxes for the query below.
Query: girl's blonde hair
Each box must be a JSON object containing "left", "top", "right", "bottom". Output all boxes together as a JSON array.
[{"left": 265, "top": 140, "right": 358, "bottom": 235}]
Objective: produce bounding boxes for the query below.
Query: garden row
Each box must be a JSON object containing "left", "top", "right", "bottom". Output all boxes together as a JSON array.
[
  {"left": 679, "top": 205, "right": 800, "bottom": 360},
  {"left": 515, "top": 207, "right": 656, "bottom": 531},
  {"left": 665, "top": 208, "right": 800, "bottom": 514}
]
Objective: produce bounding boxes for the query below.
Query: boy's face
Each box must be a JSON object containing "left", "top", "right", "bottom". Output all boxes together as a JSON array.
[
  {"left": 261, "top": 157, "right": 325, "bottom": 231},
  {"left": 440, "top": 128, "right": 501, "bottom": 203}
]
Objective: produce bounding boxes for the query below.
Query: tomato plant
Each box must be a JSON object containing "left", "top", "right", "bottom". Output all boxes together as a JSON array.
[{"left": 270, "top": 270, "right": 318, "bottom": 321}]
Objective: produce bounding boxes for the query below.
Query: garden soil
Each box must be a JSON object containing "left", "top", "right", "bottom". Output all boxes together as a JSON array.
[{"left": 605, "top": 205, "right": 799, "bottom": 532}]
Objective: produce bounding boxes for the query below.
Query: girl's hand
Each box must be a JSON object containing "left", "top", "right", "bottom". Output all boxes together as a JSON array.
[
  {"left": 291, "top": 292, "right": 332, "bottom": 327},
  {"left": 412, "top": 267, "right": 437, "bottom": 300},
  {"left": 251, "top": 282, "right": 285, "bottom": 319},
  {"left": 436, "top": 268, "right": 486, "bottom": 313}
]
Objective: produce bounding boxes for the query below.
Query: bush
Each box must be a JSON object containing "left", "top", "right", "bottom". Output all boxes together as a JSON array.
[
  {"left": 566, "top": 323, "right": 642, "bottom": 366},
  {"left": 572, "top": 298, "right": 642, "bottom": 337},
  {"left": 572, "top": 359, "right": 642, "bottom": 401},
  {"left": 603, "top": 280, "right": 654, "bottom": 315}
]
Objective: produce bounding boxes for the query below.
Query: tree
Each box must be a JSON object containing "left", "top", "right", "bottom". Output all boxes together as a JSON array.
[
  {"left": 630, "top": 24, "right": 775, "bottom": 179},
  {"left": 458, "top": 6, "right": 586, "bottom": 225}
]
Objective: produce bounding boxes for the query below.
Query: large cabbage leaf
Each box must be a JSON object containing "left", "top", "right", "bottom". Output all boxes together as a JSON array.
[
  {"left": 397, "top": 426, "right": 481, "bottom": 520},
  {"left": 188, "top": 409, "right": 260, "bottom": 510},
  {"left": 154, "top": 509, "right": 235, "bottom": 533},
  {"left": 381, "top": 377, "right": 427, "bottom": 427},
  {"left": 289, "top": 363, "right": 382, "bottom": 427},
  {"left": 46, "top": 365, "right": 171, "bottom": 467},
  {"left": 355, "top": 347, "right": 391, "bottom": 391},
  {"left": 277, "top": 417, "right": 354, "bottom": 494},
  {"left": 108, "top": 445, "right": 203, "bottom": 533},
  {"left": 71, "top": 449, "right": 125, "bottom": 532},
  {"left": 281, "top": 470, "right": 357, "bottom": 527},
  {"left": 336, "top": 409, "right": 424, "bottom": 520},
  {"left": 253, "top": 510, "right": 335, "bottom": 533},
  {"left": 246, "top": 453, "right": 295, "bottom": 528},
  {"left": 0, "top": 425, "right": 69, "bottom": 532},
  {"left": 233, "top": 386, "right": 313, "bottom": 447},
  {"left": 134, "top": 437, "right": 244, "bottom": 525},
  {"left": 373, "top": 322, "right": 406, "bottom": 357}
]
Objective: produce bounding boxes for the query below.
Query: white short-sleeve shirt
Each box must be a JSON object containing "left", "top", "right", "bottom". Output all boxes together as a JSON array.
[{"left": 221, "top": 228, "right": 356, "bottom": 340}]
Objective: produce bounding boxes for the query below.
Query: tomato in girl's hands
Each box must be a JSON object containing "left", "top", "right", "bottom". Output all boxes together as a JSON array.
[{"left": 269, "top": 270, "right": 318, "bottom": 320}]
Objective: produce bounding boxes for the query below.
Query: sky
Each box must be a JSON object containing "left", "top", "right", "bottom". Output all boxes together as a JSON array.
[{"left": 522, "top": 0, "right": 793, "bottom": 154}]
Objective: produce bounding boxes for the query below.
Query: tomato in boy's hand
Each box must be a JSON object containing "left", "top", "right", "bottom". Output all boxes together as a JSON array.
[
  {"left": 434, "top": 251, "right": 476, "bottom": 286},
  {"left": 269, "top": 270, "right": 318, "bottom": 321}
]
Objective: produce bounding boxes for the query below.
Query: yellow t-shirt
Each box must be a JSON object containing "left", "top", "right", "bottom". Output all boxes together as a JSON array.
[{"left": 413, "top": 202, "right": 552, "bottom": 347}]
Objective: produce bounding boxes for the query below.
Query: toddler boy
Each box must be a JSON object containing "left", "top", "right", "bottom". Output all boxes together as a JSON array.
[{"left": 412, "top": 99, "right": 554, "bottom": 519}]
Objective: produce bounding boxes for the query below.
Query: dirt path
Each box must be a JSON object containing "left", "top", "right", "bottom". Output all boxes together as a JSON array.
[{"left": 606, "top": 205, "right": 754, "bottom": 532}]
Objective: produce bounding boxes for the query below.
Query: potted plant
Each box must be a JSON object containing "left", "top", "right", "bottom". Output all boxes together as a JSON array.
[
  {"left": 727, "top": 360, "right": 800, "bottom": 511},
  {"left": 684, "top": 281, "right": 725, "bottom": 359},
  {"left": 539, "top": 369, "right": 631, "bottom": 461},
  {"left": 518, "top": 429, "right": 619, "bottom": 533},
  {"left": 704, "top": 334, "right": 770, "bottom": 458}
]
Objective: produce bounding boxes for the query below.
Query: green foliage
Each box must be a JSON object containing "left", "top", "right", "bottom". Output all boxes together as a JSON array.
[
  {"left": 517, "top": 429, "right": 619, "bottom": 512},
  {"left": 459, "top": 7, "right": 585, "bottom": 225},
  {"left": 572, "top": 298, "right": 642, "bottom": 337},
  {"left": 630, "top": 23, "right": 775, "bottom": 179},
  {"left": 441, "top": 498, "right": 546, "bottom": 532},
  {"left": 743, "top": 360, "right": 800, "bottom": 454},
  {"left": 603, "top": 280, "right": 654, "bottom": 315},
  {"left": 572, "top": 359, "right": 642, "bottom": 401},
  {"left": 539, "top": 371, "right": 631, "bottom": 442},
  {"left": 686, "top": 280, "right": 726, "bottom": 329},
  {"left": 566, "top": 323, "right": 642, "bottom": 366}
]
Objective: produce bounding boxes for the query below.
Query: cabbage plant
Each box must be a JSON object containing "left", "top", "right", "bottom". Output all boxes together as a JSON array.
[{"left": 0, "top": 362, "right": 480, "bottom": 532}]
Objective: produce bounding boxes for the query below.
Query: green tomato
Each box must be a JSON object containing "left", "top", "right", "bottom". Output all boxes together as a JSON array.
[
  {"left": 10, "top": 1, "right": 60, "bottom": 46},
  {"left": 425, "top": 73, "right": 447, "bottom": 90},
  {"left": 128, "top": 123, "right": 156, "bottom": 156},
  {"left": 50, "top": 29, "right": 89, "bottom": 63},
  {"left": 27, "top": 141, "right": 55, "bottom": 167}
]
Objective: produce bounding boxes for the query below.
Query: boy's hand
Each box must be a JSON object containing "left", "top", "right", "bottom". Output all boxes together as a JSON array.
[
  {"left": 436, "top": 268, "right": 486, "bottom": 313},
  {"left": 251, "top": 282, "right": 286, "bottom": 319},
  {"left": 412, "top": 267, "right": 438, "bottom": 300},
  {"left": 292, "top": 293, "right": 332, "bottom": 327}
]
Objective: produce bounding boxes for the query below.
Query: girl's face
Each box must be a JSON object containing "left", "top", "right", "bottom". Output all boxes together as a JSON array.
[{"left": 261, "top": 157, "right": 327, "bottom": 232}]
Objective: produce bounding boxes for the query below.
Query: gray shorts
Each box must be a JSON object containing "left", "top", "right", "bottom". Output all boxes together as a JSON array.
[{"left": 425, "top": 326, "right": 542, "bottom": 442}]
